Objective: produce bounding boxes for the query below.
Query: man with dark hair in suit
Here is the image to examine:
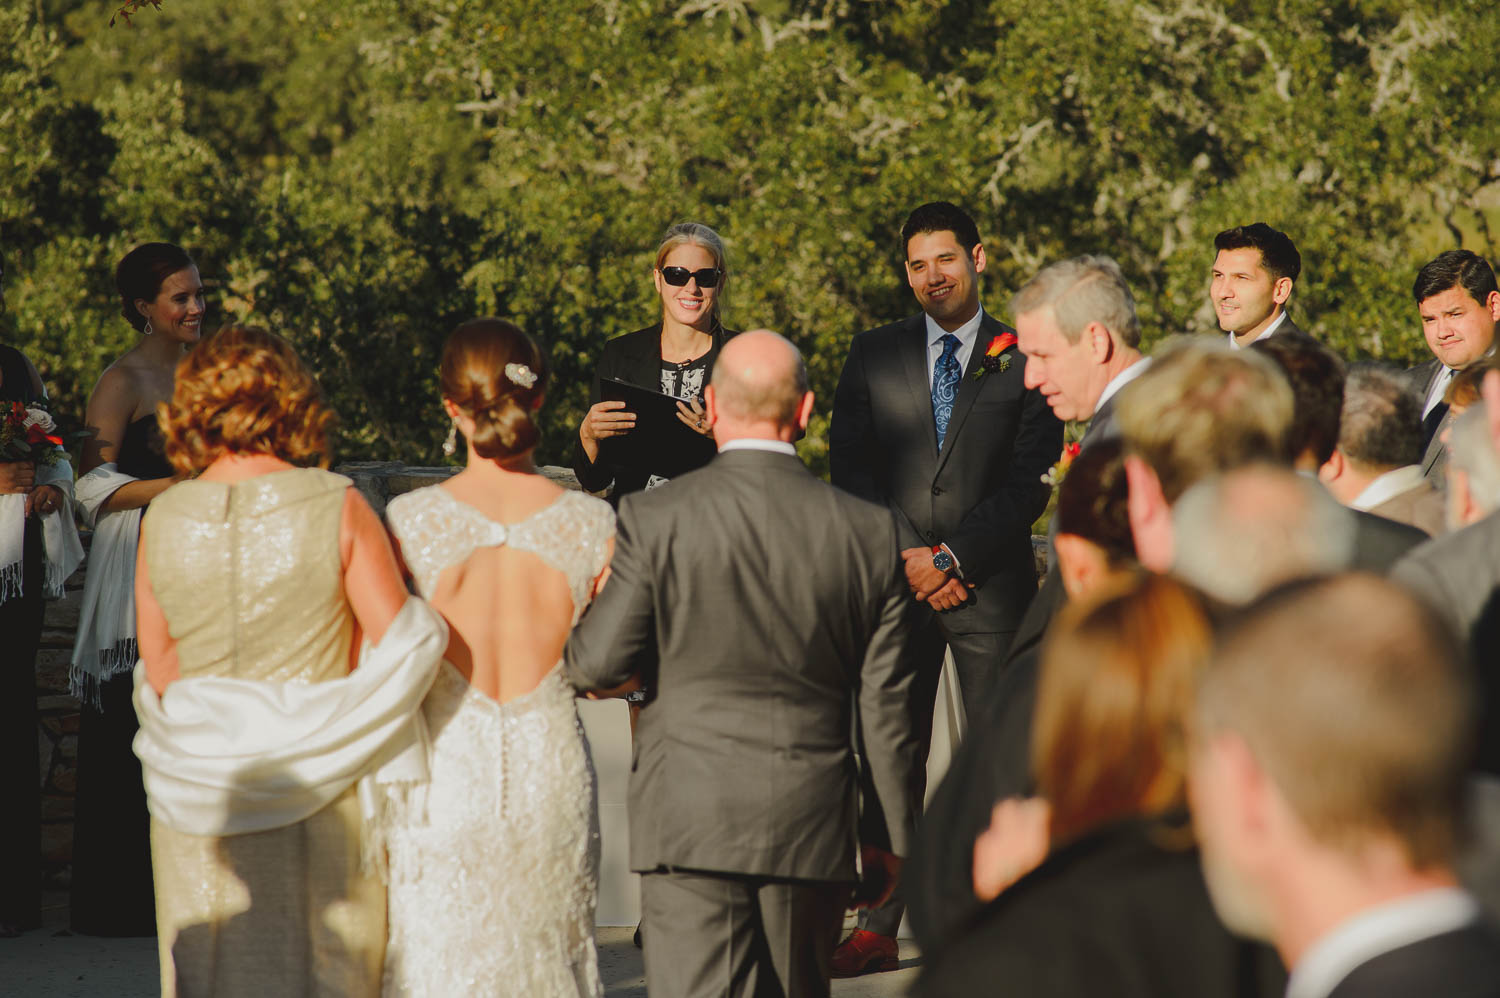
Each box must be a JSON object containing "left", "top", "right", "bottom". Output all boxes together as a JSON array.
[
  {"left": 1211, "top": 222, "right": 1304, "bottom": 349},
  {"left": 566, "top": 330, "right": 921, "bottom": 998},
  {"left": 902, "top": 256, "right": 1143, "bottom": 957},
  {"left": 1320, "top": 365, "right": 1447, "bottom": 537},
  {"left": 1250, "top": 333, "right": 1429, "bottom": 571},
  {"left": 1409, "top": 249, "right": 1500, "bottom": 486},
  {"left": 828, "top": 201, "right": 1061, "bottom": 973},
  {"left": 1190, "top": 574, "right": 1500, "bottom": 998}
]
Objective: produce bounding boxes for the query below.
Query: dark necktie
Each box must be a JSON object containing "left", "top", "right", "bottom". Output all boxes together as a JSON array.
[
  {"left": 1421, "top": 368, "right": 1455, "bottom": 446},
  {"left": 932, "top": 334, "right": 962, "bottom": 446}
]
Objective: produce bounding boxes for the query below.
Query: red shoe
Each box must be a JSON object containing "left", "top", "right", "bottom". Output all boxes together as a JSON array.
[{"left": 830, "top": 928, "right": 899, "bottom": 977}]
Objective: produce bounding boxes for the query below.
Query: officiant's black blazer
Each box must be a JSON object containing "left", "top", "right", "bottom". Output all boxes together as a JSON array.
[
  {"left": 830, "top": 312, "right": 1063, "bottom": 634},
  {"left": 563, "top": 448, "right": 922, "bottom": 882},
  {"left": 571, "top": 323, "right": 737, "bottom": 501}
]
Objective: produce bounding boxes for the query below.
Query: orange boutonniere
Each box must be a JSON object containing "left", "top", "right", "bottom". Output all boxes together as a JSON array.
[{"left": 973, "top": 332, "right": 1019, "bottom": 380}]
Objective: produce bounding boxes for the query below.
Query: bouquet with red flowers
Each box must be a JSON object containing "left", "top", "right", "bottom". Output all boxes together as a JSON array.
[{"left": 0, "top": 402, "right": 68, "bottom": 465}]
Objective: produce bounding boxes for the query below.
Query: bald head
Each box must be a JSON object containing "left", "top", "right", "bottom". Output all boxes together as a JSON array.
[{"left": 708, "top": 329, "right": 811, "bottom": 439}]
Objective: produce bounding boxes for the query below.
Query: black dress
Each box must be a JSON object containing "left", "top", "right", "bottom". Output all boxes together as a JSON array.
[
  {"left": 572, "top": 323, "right": 735, "bottom": 502},
  {"left": 0, "top": 345, "right": 45, "bottom": 932},
  {"left": 69, "top": 414, "right": 168, "bottom": 936}
]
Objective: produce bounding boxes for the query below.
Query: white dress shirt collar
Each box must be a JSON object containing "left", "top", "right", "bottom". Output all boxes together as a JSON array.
[
  {"left": 1227, "top": 310, "right": 1289, "bottom": 350},
  {"left": 1349, "top": 465, "right": 1427, "bottom": 511},
  {"left": 1095, "top": 356, "right": 1151, "bottom": 415},
  {"left": 924, "top": 305, "right": 987, "bottom": 386},
  {"left": 719, "top": 438, "right": 797, "bottom": 457},
  {"left": 1286, "top": 887, "right": 1479, "bottom": 998}
]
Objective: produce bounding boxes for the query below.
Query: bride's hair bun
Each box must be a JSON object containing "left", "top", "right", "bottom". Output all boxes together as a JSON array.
[{"left": 440, "top": 318, "right": 548, "bottom": 460}]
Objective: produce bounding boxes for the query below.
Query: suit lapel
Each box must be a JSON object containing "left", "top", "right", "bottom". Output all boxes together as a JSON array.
[
  {"left": 899, "top": 315, "right": 941, "bottom": 455},
  {"left": 935, "top": 315, "right": 999, "bottom": 471},
  {"left": 621, "top": 324, "right": 663, "bottom": 389},
  {"left": 1081, "top": 394, "right": 1117, "bottom": 452},
  {"left": 1421, "top": 410, "right": 1449, "bottom": 475}
]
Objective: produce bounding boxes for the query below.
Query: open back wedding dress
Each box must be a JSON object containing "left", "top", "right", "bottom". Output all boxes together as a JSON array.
[{"left": 381, "top": 485, "right": 614, "bottom": 997}]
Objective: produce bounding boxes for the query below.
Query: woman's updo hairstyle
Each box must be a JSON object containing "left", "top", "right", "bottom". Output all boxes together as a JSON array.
[
  {"left": 159, "top": 324, "right": 334, "bottom": 474},
  {"left": 440, "top": 318, "right": 548, "bottom": 460},
  {"left": 116, "top": 242, "right": 195, "bottom": 332}
]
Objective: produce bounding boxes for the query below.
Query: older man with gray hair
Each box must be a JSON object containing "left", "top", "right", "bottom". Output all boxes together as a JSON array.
[
  {"left": 1172, "top": 464, "right": 1356, "bottom": 606},
  {"left": 1444, "top": 402, "right": 1500, "bottom": 530},
  {"left": 1012, "top": 254, "right": 1149, "bottom": 448},
  {"left": 1390, "top": 400, "right": 1500, "bottom": 775}
]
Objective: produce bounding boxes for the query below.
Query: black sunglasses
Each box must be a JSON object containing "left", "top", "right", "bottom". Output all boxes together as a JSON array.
[{"left": 661, "top": 266, "right": 722, "bottom": 288}]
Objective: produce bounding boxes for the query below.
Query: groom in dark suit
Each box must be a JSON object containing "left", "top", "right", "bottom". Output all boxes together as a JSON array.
[
  {"left": 566, "top": 331, "right": 921, "bottom": 998},
  {"left": 828, "top": 202, "right": 1062, "bottom": 969}
]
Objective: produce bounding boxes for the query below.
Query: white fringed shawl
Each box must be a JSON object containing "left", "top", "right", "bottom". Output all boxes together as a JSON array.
[
  {"left": 69, "top": 463, "right": 143, "bottom": 707},
  {"left": 132, "top": 596, "right": 448, "bottom": 874},
  {"left": 0, "top": 455, "right": 84, "bottom": 604}
]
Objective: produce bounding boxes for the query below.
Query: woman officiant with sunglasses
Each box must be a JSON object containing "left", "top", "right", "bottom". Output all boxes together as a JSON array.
[{"left": 573, "top": 222, "right": 736, "bottom": 501}]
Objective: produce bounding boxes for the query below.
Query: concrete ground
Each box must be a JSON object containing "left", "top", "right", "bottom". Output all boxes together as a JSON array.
[{"left": 0, "top": 896, "right": 919, "bottom": 997}]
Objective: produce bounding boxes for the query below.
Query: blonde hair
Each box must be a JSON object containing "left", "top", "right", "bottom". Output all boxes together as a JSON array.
[
  {"left": 1115, "top": 337, "right": 1293, "bottom": 502},
  {"left": 158, "top": 324, "right": 333, "bottom": 474},
  {"left": 654, "top": 222, "right": 728, "bottom": 329},
  {"left": 1033, "top": 572, "right": 1212, "bottom": 846}
]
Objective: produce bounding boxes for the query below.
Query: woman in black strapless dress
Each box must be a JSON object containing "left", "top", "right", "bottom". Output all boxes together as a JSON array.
[{"left": 68, "top": 243, "right": 204, "bottom": 936}]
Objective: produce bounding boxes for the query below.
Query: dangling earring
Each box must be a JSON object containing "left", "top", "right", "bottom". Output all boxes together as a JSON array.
[
  {"left": 442, "top": 418, "right": 458, "bottom": 457},
  {"left": 143, "top": 318, "right": 154, "bottom": 336}
]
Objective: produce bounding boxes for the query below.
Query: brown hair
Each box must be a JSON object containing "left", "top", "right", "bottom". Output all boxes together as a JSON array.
[
  {"left": 440, "top": 318, "right": 548, "bottom": 460},
  {"left": 1033, "top": 572, "right": 1212, "bottom": 846},
  {"left": 1052, "top": 438, "right": 1136, "bottom": 566},
  {"left": 1199, "top": 575, "right": 1473, "bottom": 869},
  {"left": 116, "top": 242, "right": 195, "bottom": 333},
  {"left": 158, "top": 324, "right": 333, "bottom": 473},
  {"left": 1116, "top": 337, "right": 1293, "bottom": 502},
  {"left": 1445, "top": 355, "right": 1500, "bottom": 414}
]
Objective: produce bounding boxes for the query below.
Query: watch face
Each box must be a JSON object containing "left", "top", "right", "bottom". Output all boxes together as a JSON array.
[{"left": 932, "top": 550, "right": 954, "bottom": 573}]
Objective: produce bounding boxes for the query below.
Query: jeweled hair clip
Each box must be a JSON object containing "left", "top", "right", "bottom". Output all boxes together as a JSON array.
[{"left": 505, "top": 363, "right": 538, "bottom": 389}]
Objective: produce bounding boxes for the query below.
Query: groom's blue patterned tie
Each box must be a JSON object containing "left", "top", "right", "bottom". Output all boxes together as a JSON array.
[{"left": 932, "top": 334, "right": 962, "bottom": 447}]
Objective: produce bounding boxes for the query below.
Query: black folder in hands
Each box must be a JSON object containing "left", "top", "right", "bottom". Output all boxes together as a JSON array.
[{"left": 599, "top": 378, "right": 718, "bottom": 478}]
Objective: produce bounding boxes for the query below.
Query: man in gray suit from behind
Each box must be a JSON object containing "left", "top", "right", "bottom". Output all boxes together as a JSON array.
[{"left": 565, "top": 330, "right": 922, "bottom": 998}]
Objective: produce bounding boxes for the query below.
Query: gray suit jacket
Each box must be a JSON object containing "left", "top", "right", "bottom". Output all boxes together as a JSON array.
[
  {"left": 1407, "top": 358, "right": 1452, "bottom": 485},
  {"left": 564, "top": 448, "right": 922, "bottom": 882},
  {"left": 1391, "top": 510, "right": 1500, "bottom": 773},
  {"left": 1369, "top": 478, "right": 1447, "bottom": 538}
]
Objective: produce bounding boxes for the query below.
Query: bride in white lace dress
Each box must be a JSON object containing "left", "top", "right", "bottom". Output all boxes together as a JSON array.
[{"left": 380, "top": 319, "right": 614, "bottom": 997}]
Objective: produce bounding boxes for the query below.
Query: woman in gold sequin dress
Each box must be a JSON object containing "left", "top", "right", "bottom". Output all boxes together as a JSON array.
[{"left": 133, "top": 326, "right": 426, "bottom": 998}]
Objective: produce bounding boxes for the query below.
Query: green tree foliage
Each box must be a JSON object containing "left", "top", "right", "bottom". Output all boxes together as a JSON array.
[{"left": 3, "top": 0, "right": 1497, "bottom": 473}]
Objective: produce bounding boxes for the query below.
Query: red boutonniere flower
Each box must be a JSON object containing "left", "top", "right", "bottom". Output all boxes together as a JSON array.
[
  {"left": 973, "top": 332, "right": 1019, "bottom": 380},
  {"left": 1041, "top": 441, "right": 1082, "bottom": 487}
]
